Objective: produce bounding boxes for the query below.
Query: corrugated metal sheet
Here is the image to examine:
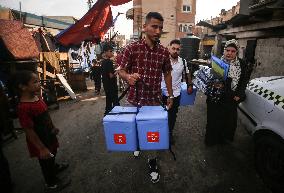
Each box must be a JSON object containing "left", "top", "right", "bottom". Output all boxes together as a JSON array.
[
  {"left": 0, "top": 19, "right": 39, "bottom": 60},
  {"left": 24, "top": 13, "right": 71, "bottom": 30}
]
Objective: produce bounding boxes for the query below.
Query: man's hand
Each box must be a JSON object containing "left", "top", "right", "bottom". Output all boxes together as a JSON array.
[
  {"left": 187, "top": 85, "right": 193, "bottom": 94},
  {"left": 233, "top": 96, "right": 240, "bottom": 101},
  {"left": 127, "top": 73, "right": 140, "bottom": 86},
  {"left": 166, "top": 97, "right": 173, "bottom": 110}
]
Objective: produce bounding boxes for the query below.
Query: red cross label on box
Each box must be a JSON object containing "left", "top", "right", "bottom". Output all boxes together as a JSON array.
[
  {"left": 147, "top": 132, "right": 160, "bottom": 143},
  {"left": 114, "top": 134, "right": 126, "bottom": 144}
]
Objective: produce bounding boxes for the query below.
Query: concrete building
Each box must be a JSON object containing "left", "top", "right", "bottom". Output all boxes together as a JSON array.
[
  {"left": 197, "top": 0, "right": 284, "bottom": 78},
  {"left": 218, "top": 0, "right": 284, "bottom": 78},
  {"left": 195, "top": 2, "right": 241, "bottom": 58},
  {"left": 128, "top": 0, "right": 196, "bottom": 46}
]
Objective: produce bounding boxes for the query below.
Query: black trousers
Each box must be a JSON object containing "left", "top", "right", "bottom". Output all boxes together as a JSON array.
[
  {"left": 38, "top": 155, "right": 57, "bottom": 186},
  {"left": 104, "top": 88, "right": 119, "bottom": 115},
  {"left": 0, "top": 143, "right": 12, "bottom": 193},
  {"left": 94, "top": 77, "right": 101, "bottom": 92},
  {"left": 205, "top": 97, "right": 238, "bottom": 146},
  {"left": 162, "top": 95, "right": 181, "bottom": 137}
]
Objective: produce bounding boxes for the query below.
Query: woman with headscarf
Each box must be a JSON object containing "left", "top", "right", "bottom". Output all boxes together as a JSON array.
[{"left": 205, "top": 39, "right": 252, "bottom": 146}]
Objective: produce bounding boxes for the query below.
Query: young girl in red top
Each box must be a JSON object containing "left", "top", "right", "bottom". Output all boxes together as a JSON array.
[{"left": 14, "top": 70, "right": 70, "bottom": 191}]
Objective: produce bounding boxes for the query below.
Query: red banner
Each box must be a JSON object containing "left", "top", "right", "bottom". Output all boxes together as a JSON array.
[{"left": 56, "top": 0, "right": 131, "bottom": 46}]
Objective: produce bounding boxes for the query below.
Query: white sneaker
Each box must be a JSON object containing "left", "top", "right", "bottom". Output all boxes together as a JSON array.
[
  {"left": 150, "top": 171, "right": 160, "bottom": 183},
  {"left": 148, "top": 158, "right": 160, "bottom": 183},
  {"left": 133, "top": 151, "right": 140, "bottom": 157}
]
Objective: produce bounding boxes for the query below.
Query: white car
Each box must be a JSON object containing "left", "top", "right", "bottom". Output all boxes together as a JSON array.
[{"left": 238, "top": 76, "right": 284, "bottom": 193}]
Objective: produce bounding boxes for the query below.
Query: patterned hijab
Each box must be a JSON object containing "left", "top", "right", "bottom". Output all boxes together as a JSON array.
[{"left": 221, "top": 39, "right": 241, "bottom": 91}]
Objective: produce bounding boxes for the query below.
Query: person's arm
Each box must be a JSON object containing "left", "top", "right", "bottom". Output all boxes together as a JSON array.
[
  {"left": 162, "top": 50, "right": 174, "bottom": 109},
  {"left": 186, "top": 73, "right": 194, "bottom": 94},
  {"left": 106, "top": 60, "right": 115, "bottom": 79},
  {"left": 25, "top": 127, "right": 52, "bottom": 159},
  {"left": 118, "top": 69, "right": 128, "bottom": 81},
  {"left": 116, "top": 46, "right": 140, "bottom": 85},
  {"left": 118, "top": 69, "right": 140, "bottom": 86},
  {"left": 184, "top": 60, "right": 193, "bottom": 94},
  {"left": 234, "top": 59, "right": 252, "bottom": 102},
  {"left": 163, "top": 71, "right": 173, "bottom": 109}
]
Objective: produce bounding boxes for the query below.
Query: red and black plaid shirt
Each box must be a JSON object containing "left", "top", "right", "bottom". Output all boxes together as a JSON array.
[{"left": 117, "top": 39, "right": 172, "bottom": 106}]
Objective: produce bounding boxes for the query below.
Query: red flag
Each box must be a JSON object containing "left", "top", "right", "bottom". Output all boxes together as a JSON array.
[
  {"left": 109, "top": 0, "right": 131, "bottom": 6},
  {"left": 56, "top": 0, "right": 131, "bottom": 46}
]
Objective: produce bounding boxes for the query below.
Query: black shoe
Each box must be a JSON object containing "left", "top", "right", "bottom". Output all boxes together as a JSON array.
[
  {"left": 55, "top": 162, "right": 69, "bottom": 174},
  {"left": 148, "top": 158, "right": 160, "bottom": 183},
  {"left": 45, "top": 178, "right": 71, "bottom": 192}
]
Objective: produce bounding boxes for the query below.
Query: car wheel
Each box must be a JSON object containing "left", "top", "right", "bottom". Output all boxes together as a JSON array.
[{"left": 255, "top": 136, "right": 284, "bottom": 193}]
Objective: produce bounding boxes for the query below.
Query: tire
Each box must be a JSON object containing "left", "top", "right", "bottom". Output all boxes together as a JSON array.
[{"left": 255, "top": 135, "right": 284, "bottom": 193}]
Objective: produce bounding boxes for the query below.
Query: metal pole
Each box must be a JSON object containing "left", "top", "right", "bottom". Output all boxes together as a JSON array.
[
  {"left": 19, "top": 1, "right": 22, "bottom": 22},
  {"left": 109, "top": 27, "right": 112, "bottom": 41}
]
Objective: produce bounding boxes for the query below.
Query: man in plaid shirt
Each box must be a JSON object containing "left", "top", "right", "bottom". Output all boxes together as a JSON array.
[{"left": 117, "top": 12, "right": 173, "bottom": 183}]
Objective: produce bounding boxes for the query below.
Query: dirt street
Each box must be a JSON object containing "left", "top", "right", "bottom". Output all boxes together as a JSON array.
[{"left": 3, "top": 80, "right": 272, "bottom": 193}]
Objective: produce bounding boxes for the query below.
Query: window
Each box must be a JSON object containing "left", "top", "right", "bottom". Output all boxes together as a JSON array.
[
  {"left": 178, "top": 23, "right": 194, "bottom": 33},
  {"left": 179, "top": 24, "right": 183, "bottom": 32},
  {"left": 187, "top": 26, "right": 192, "bottom": 33},
  {"left": 183, "top": 25, "right": 187, "bottom": 32},
  {"left": 182, "top": 5, "right": 191, "bottom": 12}
]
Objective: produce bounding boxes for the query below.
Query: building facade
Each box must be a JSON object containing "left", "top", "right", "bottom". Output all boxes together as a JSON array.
[
  {"left": 197, "top": 0, "right": 284, "bottom": 77},
  {"left": 131, "top": 0, "right": 196, "bottom": 46}
]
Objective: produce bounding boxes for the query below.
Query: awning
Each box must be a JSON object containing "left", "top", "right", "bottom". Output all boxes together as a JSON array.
[{"left": 196, "top": 20, "right": 227, "bottom": 32}]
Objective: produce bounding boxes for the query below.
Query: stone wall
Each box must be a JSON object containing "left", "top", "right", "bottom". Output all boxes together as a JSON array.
[{"left": 252, "top": 38, "right": 284, "bottom": 78}]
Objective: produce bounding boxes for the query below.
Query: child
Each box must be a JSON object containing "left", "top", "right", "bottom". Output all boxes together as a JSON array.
[
  {"left": 13, "top": 70, "right": 70, "bottom": 191},
  {"left": 89, "top": 59, "right": 101, "bottom": 95}
]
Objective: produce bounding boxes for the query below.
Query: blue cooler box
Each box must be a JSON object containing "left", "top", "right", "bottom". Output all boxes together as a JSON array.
[
  {"left": 103, "top": 106, "right": 138, "bottom": 151},
  {"left": 138, "top": 106, "right": 165, "bottom": 111},
  {"left": 136, "top": 106, "right": 169, "bottom": 150},
  {"left": 180, "top": 82, "right": 197, "bottom": 106}
]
